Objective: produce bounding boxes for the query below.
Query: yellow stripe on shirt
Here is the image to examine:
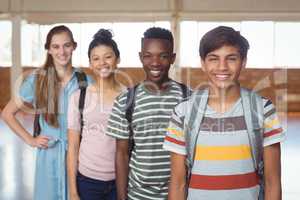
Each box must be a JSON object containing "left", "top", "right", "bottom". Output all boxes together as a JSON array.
[
  {"left": 264, "top": 118, "right": 280, "bottom": 129},
  {"left": 167, "top": 128, "right": 184, "bottom": 137},
  {"left": 194, "top": 145, "right": 252, "bottom": 161}
]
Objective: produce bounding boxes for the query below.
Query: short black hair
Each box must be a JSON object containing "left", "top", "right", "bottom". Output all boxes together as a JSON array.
[
  {"left": 88, "top": 29, "right": 120, "bottom": 60},
  {"left": 142, "top": 27, "right": 174, "bottom": 51},
  {"left": 199, "top": 26, "right": 249, "bottom": 60}
]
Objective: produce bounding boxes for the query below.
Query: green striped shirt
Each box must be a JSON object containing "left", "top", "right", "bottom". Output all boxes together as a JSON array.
[{"left": 106, "top": 80, "right": 188, "bottom": 200}]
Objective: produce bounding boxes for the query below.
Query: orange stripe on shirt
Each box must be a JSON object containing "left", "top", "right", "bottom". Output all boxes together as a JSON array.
[
  {"left": 189, "top": 172, "right": 259, "bottom": 190},
  {"left": 165, "top": 136, "right": 185, "bottom": 146},
  {"left": 264, "top": 127, "right": 283, "bottom": 138},
  {"left": 194, "top": 145, "right": 252, "bottom": 161}
]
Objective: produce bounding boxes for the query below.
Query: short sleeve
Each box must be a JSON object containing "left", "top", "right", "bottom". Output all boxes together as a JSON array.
[
  {"left": 19, "top": 74, "right": 36, "bottom": 104},
  {"left": 262, "top": 98, "right": 285, "bottom": 147},
  {"left": 106, "top": 92, "right": 130, "bottom": 139},
  {"left": 67, "top": 90, "right": 81, "bottom": 132},
  {"left": 163, "top": 102, "right": 187, "bottom": 155}
]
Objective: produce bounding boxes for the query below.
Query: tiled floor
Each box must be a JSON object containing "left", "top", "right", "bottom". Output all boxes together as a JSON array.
[
  {"left": 0, "top": 114, "right": 299, "bottom": 200},
  {"left": 0, "top": 114, "right": 35, "bottom": 200}
]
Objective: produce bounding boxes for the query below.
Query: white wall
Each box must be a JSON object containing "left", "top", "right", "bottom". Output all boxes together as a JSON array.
[
  {"left": 13, "top": 0, "right": 170, "bottom": 12},
  {"left": 4, "top": 0, "right": 300, "bottom": 14},
  {"left": 182, "top": 0, "right": 300, "bottom": 12},
  {"left": 1, "top": 0, "right": 299, "bottom": 22},
  {"left": 0, "top": 0, "right": 9, "bottom": 13}
]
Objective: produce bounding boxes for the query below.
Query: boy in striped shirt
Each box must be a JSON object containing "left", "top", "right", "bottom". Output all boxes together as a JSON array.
[
  {"left": 163, "top": 26, "right": 284, "bottom": 200},
  {"left": 107, "top": 27, "right": 189, "bottom": 200}
]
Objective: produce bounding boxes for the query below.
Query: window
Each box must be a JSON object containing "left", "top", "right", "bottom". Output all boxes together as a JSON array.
[
  {"left": 0, "top": 21, "right": 12, "bottom": 67},
  {"left": 21, "top": 21, "right": 170, "bottom": 67},
  {"left": 274, "top": 22, "right": 300, "bottom": 68},
  {"left": 180, "top": 21, "right": 300, "bottom": 68},
  {"left": 241, "top": 21, "right": 274, "bottom": 68}
]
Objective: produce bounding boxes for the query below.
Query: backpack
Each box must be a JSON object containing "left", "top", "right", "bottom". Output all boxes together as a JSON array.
[
  {"left": 33, "top": 71, "right": 88, "bottom": 138},
  {"left": 184, "top": 87, "right": 265, "bottom": 200},
  {"left": 125, "top": 81, "right": 191, "bottom": 157}
]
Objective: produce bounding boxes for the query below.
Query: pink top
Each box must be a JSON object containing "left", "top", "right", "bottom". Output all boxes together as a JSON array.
[{"left": 68, "top": 88, "right": 116, "bottom": 181}]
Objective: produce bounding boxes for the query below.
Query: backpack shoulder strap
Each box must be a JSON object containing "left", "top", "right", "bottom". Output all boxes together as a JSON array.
[
  {"left": 75, "top": 71, "right": 88, "bottom": 90},
  {"left": 125, "top": 84, "right": 139, "bottom": 125},
  {"left": 241, "top": 87, "right": 264, "bottom": 170},
  {"left": 33, "top": 113, "right": 41, "bottom": 137},
  {"left": 125, "top": 84, "right": 139, "bottom": 155},
  {"left": 173, "top": 80, "right": 191, "bottom": 99},
  {"left": 184, "top": 89, "right": 209, "bottom": 171},
  {"left": 75, "top": 71, "right": 88, "bottom": 135}
]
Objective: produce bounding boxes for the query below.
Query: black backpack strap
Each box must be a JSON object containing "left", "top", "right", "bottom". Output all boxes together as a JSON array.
[
  {"left": 33, "top": 113, "right": 41, "bottom": 137},
  {"left": 125, "top": 84, "right": 139, "bottom": 156},
  {"left": 174, "top": 81, "right": 190, "bottom": 99},
  {"left": 180, "top": 83, "right": 188, "bottom": 99},
  {"left": 75, "top": 71, "right": 88, "bottom": 136}
]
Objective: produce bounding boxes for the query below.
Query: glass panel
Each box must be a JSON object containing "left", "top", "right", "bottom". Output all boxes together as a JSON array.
[
  {"left": 274, "top": 22, "right": 300, "bottom": 68},
  {"left": 241, "top": 21, "right": 274, "bottom": 68},
  {"left": 179, "top": 21, "right": 199, "bottom": 67},
  {"left": 154, "top": 21, "right": 171, "bottom": 29},
  {"left": 113, "top": 22, "right": 153, "bottom": 67},
  {"left": 0, "top": 21, "right": 12, "bottom": 67},
  {"left": 21, "top": 22, "right": 43, "bottom": 67}
]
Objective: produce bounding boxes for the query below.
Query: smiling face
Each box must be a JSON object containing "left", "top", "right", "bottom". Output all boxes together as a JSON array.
[
  {"left": 89, "top": 45, "right": 119, "bottom": 78},
  {"left": 47, "top": 32, "right": 76, "bottom": 68},
  {"left": 201, "top": 45, "right": 246, "bottom": 90},
  {"left": 139, "top": 38, "right": 175, "bottom": 87}
]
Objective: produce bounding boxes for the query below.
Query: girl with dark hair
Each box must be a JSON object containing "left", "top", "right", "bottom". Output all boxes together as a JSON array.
[
  {"left": 2, "top": 25, "right": 84, "bottom": 200},
  {"left": 67, "top": 29, "right": 122, "bottom": 200}
]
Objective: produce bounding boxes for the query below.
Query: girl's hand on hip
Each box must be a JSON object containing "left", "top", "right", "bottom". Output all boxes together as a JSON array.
[{"left": 29, "top": 135, "right": 50, "bottom": 149}]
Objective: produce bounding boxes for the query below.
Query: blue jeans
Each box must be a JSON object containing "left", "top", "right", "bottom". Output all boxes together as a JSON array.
[{"left": 76, "top": 172, "right": 117, "bottom": 200}]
